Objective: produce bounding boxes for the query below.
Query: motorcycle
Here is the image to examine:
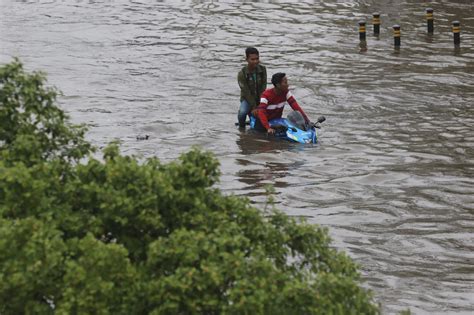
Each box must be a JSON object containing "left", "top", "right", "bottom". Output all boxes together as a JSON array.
[{"left": 249, "top": 111, "right": 326, "bottom": 144}]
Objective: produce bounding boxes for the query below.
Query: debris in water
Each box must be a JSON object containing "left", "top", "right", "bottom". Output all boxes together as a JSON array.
[{"left": 136, "top": 135, "right": 149, "bottom": 140}]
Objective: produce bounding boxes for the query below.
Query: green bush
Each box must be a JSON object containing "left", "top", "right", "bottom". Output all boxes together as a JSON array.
[{"left": 0, "top": 59, "right": 381, "bottom": 314}]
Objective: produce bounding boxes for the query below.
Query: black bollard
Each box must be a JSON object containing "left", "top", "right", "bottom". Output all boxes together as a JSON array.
[
  {"left": 393, "top": 25, "right": 401, "bottom": 48},
  {"left": 452, "top": 21, "right": 461, "bottom": 46},
  {"left": 359, "top": 21, "right": 366, "bottom": 41},
  {"left": 426, "top": 8, "right": 434, "bottom": 34},
  {"left": 373, "top": 12, "right": 380, "bottom": 36}
]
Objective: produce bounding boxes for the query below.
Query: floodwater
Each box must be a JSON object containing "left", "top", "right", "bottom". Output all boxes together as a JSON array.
[{"left": 1, "top": 0, "right": 473, "bottom": 314}]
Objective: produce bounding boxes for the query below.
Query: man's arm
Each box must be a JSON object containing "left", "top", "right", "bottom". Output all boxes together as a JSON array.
[
  {"left": 287, "top": 92, "right": 310, "bottom": 123},
  {"left": 238, "top": 71, "right": 256, "bottom": 108},
  {"left": 261, "top": 67, "right": 267, "bottom": 92},
  {"left": 256, "top": 97, "right": 271, "bottom": 130}
]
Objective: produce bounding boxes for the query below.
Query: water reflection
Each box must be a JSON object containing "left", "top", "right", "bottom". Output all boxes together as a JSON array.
[
  {"left": 235, "top": 131, "right": 308, "bottom": 192},
  {"left": 235, "top": 131, "right": 279, "bottom": 155},
  {"left": 235, "top": 130, "right": 311, "bottom": 153}
]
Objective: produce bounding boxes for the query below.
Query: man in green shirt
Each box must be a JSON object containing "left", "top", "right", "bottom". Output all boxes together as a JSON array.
[{"left": 237, "top": 47, "right": 267, "bottom": 128}]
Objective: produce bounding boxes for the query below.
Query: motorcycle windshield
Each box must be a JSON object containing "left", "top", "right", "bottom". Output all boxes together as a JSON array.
[{"left": 287, "top": 111, "right": 307, "bottom": 131}]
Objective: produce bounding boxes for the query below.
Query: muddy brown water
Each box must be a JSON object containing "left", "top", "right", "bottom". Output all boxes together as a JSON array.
[{"left": 1, "top": 1, "right": 473, "bottom": 314}]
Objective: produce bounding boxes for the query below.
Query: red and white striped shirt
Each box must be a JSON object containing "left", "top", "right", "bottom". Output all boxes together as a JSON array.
[{"left": 257, "top": 88, "right": 309, "bottom": 130}]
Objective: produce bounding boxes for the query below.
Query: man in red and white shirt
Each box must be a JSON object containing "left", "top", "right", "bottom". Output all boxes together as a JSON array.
[{"left": 253, "top": 72, "right": 310, "bottom": 134}]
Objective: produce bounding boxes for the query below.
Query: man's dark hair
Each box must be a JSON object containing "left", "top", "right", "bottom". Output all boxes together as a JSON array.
[
  {"left": 271, "top": 72, "right": 286, "bottom": 87},
  {"left": 245, "top": 47, "right": 259, "bottom": 58}
]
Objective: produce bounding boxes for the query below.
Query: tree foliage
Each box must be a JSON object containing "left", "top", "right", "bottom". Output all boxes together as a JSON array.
[{"left": 0, "top": 59, "right": 381, "bottom": 314}]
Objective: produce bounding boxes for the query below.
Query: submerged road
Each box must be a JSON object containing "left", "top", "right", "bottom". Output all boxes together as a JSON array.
[{"left": 1, "top": 1, "right": 473, "bottom": 314}]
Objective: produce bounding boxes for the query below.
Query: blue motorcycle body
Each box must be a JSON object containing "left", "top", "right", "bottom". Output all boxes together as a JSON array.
[{"left": 249, "top": 115, "right": 318, "bottom": 144}]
